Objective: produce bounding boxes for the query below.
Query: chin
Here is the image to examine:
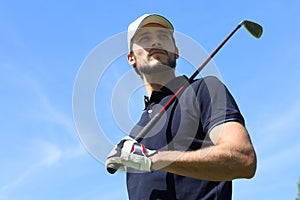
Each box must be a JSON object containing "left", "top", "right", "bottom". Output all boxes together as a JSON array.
[{"left": 143, "top": 64, "right": 174, "bottom": 74}]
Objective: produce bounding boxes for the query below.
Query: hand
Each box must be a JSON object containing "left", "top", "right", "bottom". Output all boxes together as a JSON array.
[{"left": 105, "top": 136, "right": 157, "bottom": 172}]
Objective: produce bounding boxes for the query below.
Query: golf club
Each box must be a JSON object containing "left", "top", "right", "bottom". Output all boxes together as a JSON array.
[{"left": 107, "top": 20, "right": 263, "bottom": 174}]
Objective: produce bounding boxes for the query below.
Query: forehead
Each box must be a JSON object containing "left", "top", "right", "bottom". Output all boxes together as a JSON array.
[{"left": 134, "top": 23, "right": 173, "bottom": 37}]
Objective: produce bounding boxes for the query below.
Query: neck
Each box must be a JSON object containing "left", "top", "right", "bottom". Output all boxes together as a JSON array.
[{"left": 141, "top": 70, "right": 176, "bottom": 97}]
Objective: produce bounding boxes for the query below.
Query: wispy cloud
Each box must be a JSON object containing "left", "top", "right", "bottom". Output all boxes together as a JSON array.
[
  {"left": 0, "top": 64, "right": 87, "bottom": 199},
  {"left": 0, "top": 139, "right": 82, "bottom": 198}
]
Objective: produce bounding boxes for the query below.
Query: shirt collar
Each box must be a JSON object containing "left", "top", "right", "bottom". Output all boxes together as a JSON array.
[{"left": 143, "top": 75, "right": 188, "bottom": 109}]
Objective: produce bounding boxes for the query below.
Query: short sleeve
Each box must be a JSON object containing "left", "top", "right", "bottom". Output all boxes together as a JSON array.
[{"left": 195, "top": 76, "right": 245, "bottom": 133}]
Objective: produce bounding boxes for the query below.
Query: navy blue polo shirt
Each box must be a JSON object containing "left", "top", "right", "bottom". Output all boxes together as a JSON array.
[{"left": 127, "top": 75, "right": 245, "bottom": 200}]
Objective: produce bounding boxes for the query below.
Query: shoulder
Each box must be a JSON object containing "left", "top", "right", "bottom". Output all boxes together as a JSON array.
[
  {"left": 189, "top": 76, "right": 226, "bottom": 93},
  {"left": 192, "top": 76, "right": 224, "bottom": 86}
]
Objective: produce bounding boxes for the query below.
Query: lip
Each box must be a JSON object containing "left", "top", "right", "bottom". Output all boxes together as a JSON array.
[{"left": 149, "top": 49, "right": 167, "bottom": 56}]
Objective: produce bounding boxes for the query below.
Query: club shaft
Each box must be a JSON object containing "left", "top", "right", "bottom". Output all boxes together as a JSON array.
[
  {"left": 189, "top": 23, "right": 242, "bottom": 81},
  {"left": 136, "top": 22, "right": 243, "bottom": 140}
]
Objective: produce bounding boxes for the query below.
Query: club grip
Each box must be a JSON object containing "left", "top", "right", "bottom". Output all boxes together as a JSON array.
[
  {"left": 107, "top": 163, "right": 120, "bottom": 174},
  {"left": 107, "top": 114, "right": 162, "bottom": 175}
]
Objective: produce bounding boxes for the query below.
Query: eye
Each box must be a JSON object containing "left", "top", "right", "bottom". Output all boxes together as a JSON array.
[
  {"left": 138, "top": 35, "right": 150, "bottom": 43},
  {"left": 158, "top": 33, "right": 171, "bottom": 41}
]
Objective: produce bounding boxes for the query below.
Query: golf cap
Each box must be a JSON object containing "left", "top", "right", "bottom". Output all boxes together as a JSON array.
[{"left": 127, "top": 14, "right": 174, "bottom": 51}]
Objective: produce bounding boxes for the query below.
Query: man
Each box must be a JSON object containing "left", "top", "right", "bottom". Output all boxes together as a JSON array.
[{"left": 106, "top": 14, "right": 257, "bottom": 199}]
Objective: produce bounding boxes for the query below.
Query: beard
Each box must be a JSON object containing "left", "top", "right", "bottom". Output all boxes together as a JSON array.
[{"left": 134, "top": 51, "right": 177, "bottom": 75}]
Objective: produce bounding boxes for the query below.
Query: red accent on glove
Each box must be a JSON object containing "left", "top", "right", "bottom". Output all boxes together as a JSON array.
[
  {"left": 130, "top": 145, "right": 135, "bottom": 153},
  {"left": 141, "top": 144, "right": 147, "bottom": 154}
]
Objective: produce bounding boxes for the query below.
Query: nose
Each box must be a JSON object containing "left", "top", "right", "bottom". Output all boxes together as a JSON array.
[
  {"left": 152, "top": 42, "right": 161, "bottom": 48},
  {"left": 151, "top": 36, "right": 162, "bottom": 48}
]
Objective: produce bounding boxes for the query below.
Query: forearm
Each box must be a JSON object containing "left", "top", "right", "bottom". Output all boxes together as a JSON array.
[
  {"left": 150, "top": 144, "right": 256, "bottom": 181},
  {"left": 150, "top": 122, "right": 257, "bottom": 181}
]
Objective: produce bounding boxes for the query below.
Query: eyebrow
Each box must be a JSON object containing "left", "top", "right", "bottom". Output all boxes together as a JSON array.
[
  {"left": 137, "top": 31, "right": 151, "bottom": 38},
  {"left": 156, "top": 29, "right": 172, "bottom": 35}
]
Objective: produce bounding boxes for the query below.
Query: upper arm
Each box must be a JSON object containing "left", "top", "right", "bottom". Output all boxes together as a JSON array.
[
  {"left": 209, "top": 121, "right": 252, "bottom": 147},
  {"left": 208, "top": 121, "right": 257, "bottom": 178}
]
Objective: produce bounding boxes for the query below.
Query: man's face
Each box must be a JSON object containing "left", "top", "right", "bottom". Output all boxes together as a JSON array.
[{"left": 128, "top": 23, "right": 178, "bottom": 75}]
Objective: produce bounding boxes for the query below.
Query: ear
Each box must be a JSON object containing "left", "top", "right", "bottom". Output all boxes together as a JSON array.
[
  {"left": 127, "top": 52, "right": 136, "bottom": 67},
  {"left": 175, "top": 47, "right": 179, "bottom": 59},
  {"left": 127, "top": 52, "right": 141, "bottom": 76}
]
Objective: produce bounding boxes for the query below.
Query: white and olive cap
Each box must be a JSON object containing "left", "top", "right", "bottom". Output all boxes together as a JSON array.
[{"left": 127, "top": 14, "right": 174, "bottom": 51}]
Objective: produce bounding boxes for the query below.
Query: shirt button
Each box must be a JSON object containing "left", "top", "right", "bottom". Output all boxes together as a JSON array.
[{"left": 148, "top": 109, "right": 152, "bottom": 114}]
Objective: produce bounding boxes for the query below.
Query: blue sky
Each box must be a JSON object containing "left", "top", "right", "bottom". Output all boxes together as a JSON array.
[{"left": 1, "top": 1, "right": 300, "bottom": 199}]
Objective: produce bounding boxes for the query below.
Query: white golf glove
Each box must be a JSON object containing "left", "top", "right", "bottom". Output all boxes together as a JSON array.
[{"left": 106, "top": 136, "right": 157, "bottom": 173}]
